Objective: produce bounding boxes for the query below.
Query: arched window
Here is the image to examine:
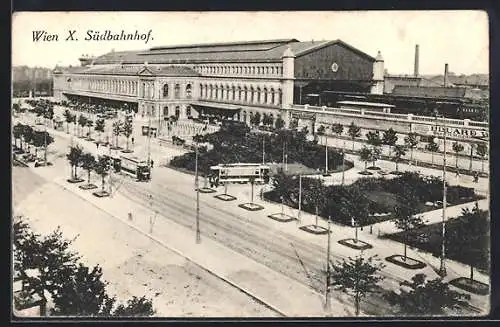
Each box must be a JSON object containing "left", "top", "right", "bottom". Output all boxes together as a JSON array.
[
  {"left": 231, "top": 86, "right": 236, "bottom": 100},
  {"left": 266, "top": 67, "right": 269, "bottom": 74},
  {"left": 163, "top": 84, "right": 169, "bottom": 98},
  {"left": 257, "top": 67, "right": 261, "bottom": 75},
  {"left": 263, "top": 88, "right": 268, "bottom": 104},
  {"left": 250, "top": 86, "right": 254, "bottom": 103},
  {"left": 199, "top": 83, "right": 203, "bottom": 97},
  {"left": 243, "top": 111, "right": 247, "bottom": 123},
  {"left": 278, "top": 89, "right": 283, "bottom": 105},
  {"left": 271, "top": 88, "right": 275, "bottom": 105},
  {"left": 256, "top": 87, "right": 261, "bottom": 103},
  {"left": 237, "top": 86, "right": 242, "bottom": 101},
  {"left": 163, "top": 106, "right": 169, "bottom": 116},
  {"left": 174, "top": 84, "right": 180, "bottom": 98},
  {"left": 252, "top": 67, "right": 255, "bottom": 75},
  {"left": 142, "top": 82, "right": 146, "bottom": 98},
  {"left": 226, "top": 85, "right": 230, "bottom": 100},
  {"left": 186, "top": 84, "right": 192, "bottom": 98},
  {"left": 244, "top": 86, "right": 248, "bottom": 102},
  {"left": 215, "top": 85, "right": 219, "bottom": 99},
  {"left": 209, "top": 85, "right": 213, "bottom": 99},
  {"left": 186, "top": 106, "right": 192, "bottom": 117},
  {"left": 175, "top": 106, "right": 180, "bottom": 118}
]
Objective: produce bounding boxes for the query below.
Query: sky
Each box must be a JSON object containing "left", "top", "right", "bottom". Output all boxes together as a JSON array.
[{"left": 12, "top": 11, "right": 489, "bottom": 75}]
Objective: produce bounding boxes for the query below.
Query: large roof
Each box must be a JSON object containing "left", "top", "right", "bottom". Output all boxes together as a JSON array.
[
  {"left": 392, "top": 86, "right": 468, "bottom": 99},
  {"left": 90, "top": 39, "right": 376, "bottom": 65},
  {"left": 55, "top": 65, "right": 200, "bottom": 77}
]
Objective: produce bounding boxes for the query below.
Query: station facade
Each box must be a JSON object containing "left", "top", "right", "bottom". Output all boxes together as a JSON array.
[{"left": 53, "top": 39, "right": 384, "bottom": 126}]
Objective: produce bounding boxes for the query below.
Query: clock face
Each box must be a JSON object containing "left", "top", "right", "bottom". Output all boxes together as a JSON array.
[{"left": 331, "top": 62, "right": 339, "bottom": 72}]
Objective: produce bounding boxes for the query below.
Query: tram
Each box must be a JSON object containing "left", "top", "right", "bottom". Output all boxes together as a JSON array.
[{"left": 209, "top": 163, "right": 270, "bottom": 184}]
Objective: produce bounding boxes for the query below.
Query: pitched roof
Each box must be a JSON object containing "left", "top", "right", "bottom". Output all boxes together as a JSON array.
[
  {"left": 392, "top": 86, "right": 468, "bottom": 99},
  {"left": 60, "top": 64, "right": 200, "bottom": 77},
  {"left": 91, "top": 39, "right": 375, "bottom": 65}
]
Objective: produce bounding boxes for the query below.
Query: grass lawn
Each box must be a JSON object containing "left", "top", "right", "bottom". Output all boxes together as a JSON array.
[{"left": 384, "top": 215, "right": 490, "bottom": 272}]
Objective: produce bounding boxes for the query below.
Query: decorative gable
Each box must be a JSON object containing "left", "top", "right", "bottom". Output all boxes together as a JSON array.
[{"left": 137, "top": 66, "right": 156, "bottom": 76}]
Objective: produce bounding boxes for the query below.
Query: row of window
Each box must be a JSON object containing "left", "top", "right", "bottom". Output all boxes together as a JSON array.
[
  {"left": 66, "top": 76, "right": 139, "bottom": 96},
  {"left": 161, "top": 84, "right": 192, "bottom": 99},
  {"left": 197, "top": 65, "right": 283, "bottom": 77},
  {"left": 162, "top": 105, "right": 191, "bottom": 118},
  {"left": 199, "top": 83, "right": 282, "bottom": 106}
]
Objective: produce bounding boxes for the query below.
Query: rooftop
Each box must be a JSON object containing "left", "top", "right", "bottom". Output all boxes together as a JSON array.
[{"left": 90, "top": 39, "right": 376, "bottom": 65}]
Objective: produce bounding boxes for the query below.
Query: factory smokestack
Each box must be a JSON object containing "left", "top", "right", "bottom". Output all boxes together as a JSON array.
[
  {"left": 444, "top": 63, "right": 449, "bottom": 87},
  {"left": 414, "top": 44, "right": 419, "bottom": 77}
]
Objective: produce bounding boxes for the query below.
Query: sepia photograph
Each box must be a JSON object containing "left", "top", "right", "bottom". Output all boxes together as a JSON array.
[{"left": 11, "top": 10, "right": 490, "bottom": 318}]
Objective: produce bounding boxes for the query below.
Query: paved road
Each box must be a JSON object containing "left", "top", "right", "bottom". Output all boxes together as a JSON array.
[{"left": 14, "top": 111, "right": 489, "bottom": 316}]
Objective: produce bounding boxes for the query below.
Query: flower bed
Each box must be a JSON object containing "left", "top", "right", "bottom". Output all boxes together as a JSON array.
[
  {"left": 385, "top": 255, "right": 426, "bottom": 269},
  {"left": 299, "top": 225, "right": 330, "bottom": 235},
  {"left": 449, "top": 277, "right": 489, "bottom": 296},
  {"left": 338, "top": 238, "right": 373, "bottom": 250},
  {"left": 214, "top": 194, "right": 237, "bottom": 201},
  {"left": 267, "top": 213, "right": 296, "bottom": 223},
  {"left": 238, "top": 203, "right": 264, "bottom": 211}
]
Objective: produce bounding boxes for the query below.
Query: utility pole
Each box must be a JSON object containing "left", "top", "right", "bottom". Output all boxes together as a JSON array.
[
  {"left": 262, "top": 135, "right": 265, "bottom": 165},
  {"left": 325, "top": 135, "right": 328, "bottom": 174},
  {"left": 44, "top": 123, "right": 47, "bottom": 164},
  {"left": 439, "top": 114, "right": 448, "bottom": 277},
  {"left": 195, "top": 143, "right": 201, "bottom": 244},
  {"left": 341, "top": 140, "right": 346, "bottom": 185},
  {"left": 297, "top": 174, "right": 302, "bottom": 224},
  {"left": 325, "top": 216, "right": 332, "bottom": 311},
  {"left": 147, "top": 106, "right": 152, "bottom": 167}
]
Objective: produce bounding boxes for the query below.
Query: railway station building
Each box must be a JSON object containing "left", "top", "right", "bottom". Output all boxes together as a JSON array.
[{"left": 53, "top": 38, "right": 385, "bottom": 126}]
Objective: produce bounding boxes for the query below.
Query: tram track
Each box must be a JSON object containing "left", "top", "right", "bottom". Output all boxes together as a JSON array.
[{"left": 116, "top": 176, "right": 407, "bottom": 315}]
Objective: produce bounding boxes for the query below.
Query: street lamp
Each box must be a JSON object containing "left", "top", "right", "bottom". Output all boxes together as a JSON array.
[
  {"left": 194, "top": 143, "right": 201, "bottom": 244},
  {"left": 297, "top": 174, "right": 302, "bottom": 224},
  {"left": 434, "top": 110, "right": 448, "bottom": 277},
  {"left": 325, "top": 215, "right": 332, "bottom": 311}
]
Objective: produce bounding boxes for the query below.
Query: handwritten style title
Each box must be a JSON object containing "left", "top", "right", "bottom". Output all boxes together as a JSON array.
[{"left": 32, "top": 30, "right": 154, "bottom": 44}]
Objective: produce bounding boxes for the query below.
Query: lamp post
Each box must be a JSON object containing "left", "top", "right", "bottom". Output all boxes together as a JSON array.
[
  {"left": 435, "top": 111, "right": 448, "bottom": 277},
  {"left": 341, "top": 140, "right": 346, "bottom": 185},
  {"left": 262, "top": 135, "right": 265, "bottom": 165},
  {"left": 297, "top": 174, "right": 302, "bottom": 224},
  {"left": 325, "top": 134, "right": 329, "bottom": 174},
  {"left": 147, "top": 106, "right": 152, "bottom": 167},
  {"left": 195, "top": 143, "right": 201, "bottom": 244},
  {"left": 325, "top": 215, "right": 332, "bottom": 311}
]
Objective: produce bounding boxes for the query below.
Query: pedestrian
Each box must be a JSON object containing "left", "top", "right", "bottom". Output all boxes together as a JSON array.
[
  {"left": 455, "top": 171, "right": 460, "bottom": 178},
  {"left": 96, "top": 142, "right": 99, "bottom": 149},
  {"left": 131, "top": 137, "right": 135, "bottom": 145},
  {"left": 150, "top": 159, "right": 154, "bottom": 168}
]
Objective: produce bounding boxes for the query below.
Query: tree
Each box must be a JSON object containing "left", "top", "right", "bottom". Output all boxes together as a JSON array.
[
  {"left": 94, "top": 156, "right": 111, "bottom": 192},
  {"left": 392, "top": 193, "right": 424, "bottom": 261},
  {"left": 447, "top": 203, "right": 488, "bottom": 281},
  {"left": 338, "top": 187, "right": 371, "bottom": 240},
  {"left": 329, "top": 254, "right": 385, "bottom": 316},
  {"left": 391, "top": 144, "right": 407, "bottom": 172},
  {"left": 112, "top": 121, "right": 123, "bottom": 148},
  {"left": 13, "top": 217, "right": 155, "bottom": 317},
  {"left": 317, "top": 125, "right": 326, "bottom": 135},
  {"left": 289, "top": 119, "right": 299, "bottom": 129},
  {"left": 31, "top": 130, "right": 54, "bottom": 162},
  {"left": 475, "top": 143, "right": 487, "bottom": 173},
  {"left": 86, "top": 119, "right": 94, "bottom": 140},
  {"left": 366, "top": 131, "right": 382, "bottom": 148},
  {"left": 94, "top": 119, "right": 105, "bottom": 143},
  {"left": 404, "top": 133, "right": 419, "bottom": 164},
  {"left": 13, "top": 217, "right": 81, "bottom": 316},
  {"left": 452, "top": 142, "right": 465, "bottom": 169},
  {"left": 122, "top": 120, "right": 133, "bottom": 151},
  {"left": 369, "top": 146, "right": 382, "bottom": 168},
  {"left": 67, "top": 145, "right": 83, "bottom": 181},
  {"left": 382, "top": 128, "right": 398, "bottom": 156},
  {"left": 22, "top": 125, "right": 34, "bottom": 153},
  {"left": 262, "top": 113, "right": 273, "bottom": 127},
  {"left": 80, "top": 153, "right": 96, "bottom": 186},
  {"left": 78, "top": 115, "right": 87, "bottom": 137},
  {"left": 425, "top": 139, "right": 439, "bottom": 164},
  {"left": 275, "top": 116, "right": 285, "bottom": 130},
  {"left": 303, "top": 178, "right": 325, "bottom": 227},
  {"left": 250, "top": 112, "right": 261, "bottom": 127},
  {"left": 359, "top": 146, "right": 372, "bottom": 171},
  {"left": 347, "top": 122, "right": 361, "bottom": 151},
  {"left": 385, "top": 273, "right": 470, "bottom": 315},
  {"left": 13, "top": 123, "right": 24, "bottom": 150},
  {"left": 331, "top": 123, "right": 344, "bottom": 137}
]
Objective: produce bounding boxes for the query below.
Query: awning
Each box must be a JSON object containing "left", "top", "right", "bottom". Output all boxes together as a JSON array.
[{"left": 190, "top": 100, "right": 242, "bottom": 112}]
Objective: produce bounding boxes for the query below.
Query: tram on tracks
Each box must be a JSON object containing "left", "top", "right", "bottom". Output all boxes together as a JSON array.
[{"left": 209, "top": 163, "right": 270, "bottom": 185}]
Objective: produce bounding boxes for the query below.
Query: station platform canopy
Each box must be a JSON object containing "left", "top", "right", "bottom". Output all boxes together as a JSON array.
[{"left": 190, "top": 101, "right": 241, "bottom": 118}]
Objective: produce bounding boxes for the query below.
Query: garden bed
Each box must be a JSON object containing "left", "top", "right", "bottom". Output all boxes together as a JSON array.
[
  {"left": 449, "top": 277, "right": 489, "bottom": 296},
  {"left": 299, "top": 224, "right": 330, "bottom": 235},
  {"left": 92, "top": 190, "right": 110, "bottom": 198},
  {"left": 267, "top": 213, "right": 296, "bottom": 223},
  {"left": 121, "top": 149, "right": 134, "bottom": 153},
  {"left": 358, "top": 171, "right": 373, "bottom": 176},
  {"left": 214, "top": 194, "right": 237, "bottom": 201},
  {"left": 198, "top": 187, "right": 216, "bottom": 194},
  {"left": 338, "top": 238, "right": 373, "bottom": 250},
  {"left": 385, "top": 255, "right": 426, "bottom": 269},
  {"left": 79, "top": 183, "right": 98, "bottom": 190},
  {"left": 67, "top": 178, "right": 85, "bottom": 184},
  {"left": 238, "top": 203, "right": 264, "bottom": 211}
]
